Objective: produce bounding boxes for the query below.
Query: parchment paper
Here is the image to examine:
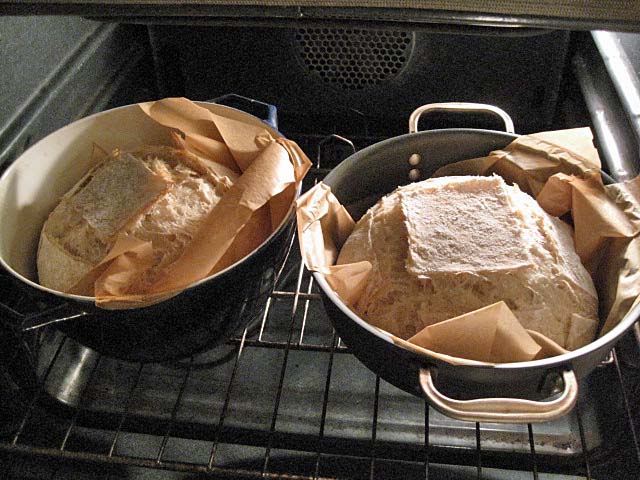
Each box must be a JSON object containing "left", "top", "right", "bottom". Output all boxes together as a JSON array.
[
  {"left": 296, "top": 127, "right": 640, "bottom": 364},
  {"left": 74, "top": 98, "right": 311, "bottom": 309}
]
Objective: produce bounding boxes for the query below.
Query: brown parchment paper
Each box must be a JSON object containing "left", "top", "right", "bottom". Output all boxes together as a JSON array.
[
  {"left": 296, "top": 127, "right": 640, "bottom": 365},
  {"left": 77, "top": 97, "right": 311, "bottom": 309}
]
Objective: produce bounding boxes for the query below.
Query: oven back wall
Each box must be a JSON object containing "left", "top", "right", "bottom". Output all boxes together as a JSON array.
[{"left": 149, "top": 25, "right": 569, "bottom": 135}]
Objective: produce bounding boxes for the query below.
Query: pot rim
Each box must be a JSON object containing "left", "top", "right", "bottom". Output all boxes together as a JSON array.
[
  {"left": 0, "top": 100, "right": 298, "bottom": 305},
  {"left": 313, "top": 127, "right": 640, "bottom": 371}
]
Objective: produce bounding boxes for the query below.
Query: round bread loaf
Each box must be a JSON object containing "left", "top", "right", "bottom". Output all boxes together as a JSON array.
[
  {"left": 37, "top": 146, "right": 238, "bottom": 295},
  {"left": 336, "top": 175, "right": 599, "bottom": 350}
]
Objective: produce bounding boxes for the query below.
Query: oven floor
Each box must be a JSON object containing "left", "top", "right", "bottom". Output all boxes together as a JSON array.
[{"left": 1, "top": 455, "right": 595, "bottom": 480}]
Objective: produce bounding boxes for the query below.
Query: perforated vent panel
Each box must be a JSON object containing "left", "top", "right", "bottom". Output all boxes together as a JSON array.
[{"left": 295, "top": 28, "right": 413, "bottom": 90}]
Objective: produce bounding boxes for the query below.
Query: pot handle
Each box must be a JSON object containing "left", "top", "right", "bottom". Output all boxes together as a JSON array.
[
  {"left": 20, "top": 304, "right": 89, "bottom": 332},
  {"left": 409, "top": 102, "right": 515, "bottom": 134},
  {"left": 419, "top": 368, "right": 578, "bottom": 423}
]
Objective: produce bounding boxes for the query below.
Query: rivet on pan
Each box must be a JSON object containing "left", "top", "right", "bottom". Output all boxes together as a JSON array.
[
  {"left": 408, "top": 168, "right": 420, "bottom": 181},
  {"left": 408, "top": 153, "right": 421, "bottom": 166}
]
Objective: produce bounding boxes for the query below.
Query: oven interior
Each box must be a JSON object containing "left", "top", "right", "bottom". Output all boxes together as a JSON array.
[{"left": 0, "top": 12, "right": 639, "bottom": 479}]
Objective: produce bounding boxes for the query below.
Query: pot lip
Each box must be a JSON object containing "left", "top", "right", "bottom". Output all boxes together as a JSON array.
[
  {"left": 0, "top": 100, "right": 297, "bottom": 305},
  {"left": 313, "top": 127, "right": 636, "bottom": 371}
]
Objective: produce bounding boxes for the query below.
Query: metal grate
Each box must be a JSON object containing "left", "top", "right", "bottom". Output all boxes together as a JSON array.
[
  {"left": 0, "top": 133, "right": 639, "bottom": 479},
  {"left": 294, "top": 27, "right": 413, "bottom": 90}
]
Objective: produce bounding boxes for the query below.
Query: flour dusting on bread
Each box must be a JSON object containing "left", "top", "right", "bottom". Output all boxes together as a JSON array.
[
  {"left": 37, "top": 146, "right": 238, "bottom": 295},
  {"left": 401, "top": 176, "right": 532, "bottom": 276},
  {"left": 336, "top": 175, "right": 598, "bottom": 349}
]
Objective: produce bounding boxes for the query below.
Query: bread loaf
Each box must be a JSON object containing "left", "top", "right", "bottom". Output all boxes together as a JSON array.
[
  {"left": 37, "top": 146, "right": 238, "bottom": 295},
  {"left": 337, "top": 175, "right": 599, "bottom": 350}
]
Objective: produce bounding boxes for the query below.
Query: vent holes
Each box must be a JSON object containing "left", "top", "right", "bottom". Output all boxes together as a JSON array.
[{"left": 295, "top": 28, "right": 412, "bottom": 90}]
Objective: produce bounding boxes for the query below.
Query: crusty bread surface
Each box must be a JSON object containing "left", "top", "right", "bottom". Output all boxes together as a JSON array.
[
  {"left": 336, "top": 175, "right": 598, "bottom": 350},
  {"left": 37, "top": 146, "right": 238, "bottom": 295}
]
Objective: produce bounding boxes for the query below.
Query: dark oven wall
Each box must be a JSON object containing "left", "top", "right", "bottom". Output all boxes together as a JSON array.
[
  {"left": 0, "top": 18, "right": 581, "bottom": 170},
  {"left": 0, "top": 16, "right": 157, "bottom": 170},
  {"left": 148, "top": 25, "right": 573, "bottom": 137}
]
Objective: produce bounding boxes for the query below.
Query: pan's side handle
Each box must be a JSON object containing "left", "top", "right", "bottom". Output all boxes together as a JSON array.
[
  {"left": 419, "top": 368, "right": 578, "bottom": 423},
  {"left": 409, "top": 103, "right": 515, "bottom": 134}
]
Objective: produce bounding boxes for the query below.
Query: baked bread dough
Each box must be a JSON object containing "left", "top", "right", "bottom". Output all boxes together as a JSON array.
[
  {"left": 37, "top": 146, "right": 238, "bottom": 295},
  {"left": 337, "top": 175, "right": 599, "bottom": 350}
]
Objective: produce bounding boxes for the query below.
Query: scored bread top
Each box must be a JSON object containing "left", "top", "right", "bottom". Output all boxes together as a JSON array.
[
  {"left": 44, "top": 153, "right": 170, "bottom": 265},
  {"left": 336, "top": 175, "right": 599, "bottom": 350},
  {"left": 67, "top": 153, "right": 170, "bottom": 246},
  {"left": 37, "top": 146, "right": 238, "bottom": 295},
  {"left": 401, "top": 176, "right": 532, "bottom": 277}
]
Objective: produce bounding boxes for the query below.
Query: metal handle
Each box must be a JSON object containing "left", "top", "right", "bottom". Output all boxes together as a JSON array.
[
  {"left": 20, "top": 303, "right": 89, "bottom": 332},
  {"left": 419, "top": 368, "right": 578, "bottom": 423},
  {"left": 409, "top": 102, "right": 515, "bottom": 134}
]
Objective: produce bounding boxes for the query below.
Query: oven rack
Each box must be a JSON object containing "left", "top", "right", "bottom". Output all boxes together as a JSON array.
[{"left": 0, "top": 133, "right": 639, "bottom": 480}]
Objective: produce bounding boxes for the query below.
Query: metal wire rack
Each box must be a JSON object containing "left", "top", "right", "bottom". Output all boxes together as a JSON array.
[{"left": 0, "top": 133, "right": 639, "bottom": 480}]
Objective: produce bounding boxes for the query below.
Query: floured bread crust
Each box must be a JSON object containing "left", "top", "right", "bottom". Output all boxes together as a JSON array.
[
  {"left": 37, "top": 232, "right": 94, "bottom": 294},
  {"left": 37, "top": 146, "right": 238, "bottom": 295},
  {"left": 402, "top": 176, "right": 532, "bottom": 276},
  {"left": 337, "top": 175, "right": 599, "bottom": 350}
]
